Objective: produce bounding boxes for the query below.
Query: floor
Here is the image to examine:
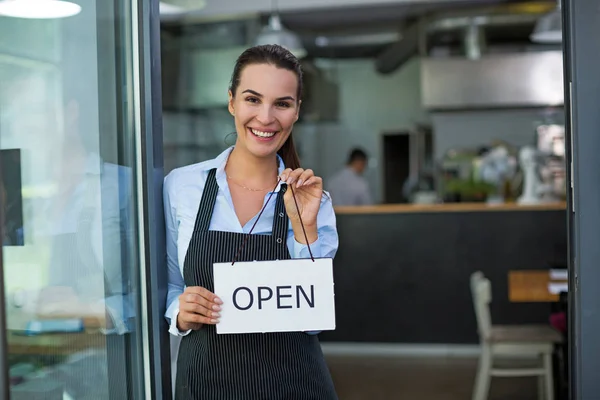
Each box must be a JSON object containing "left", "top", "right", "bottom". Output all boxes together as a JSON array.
[{"left": 326, "top": 355, "right": 539, "bottom": 400}]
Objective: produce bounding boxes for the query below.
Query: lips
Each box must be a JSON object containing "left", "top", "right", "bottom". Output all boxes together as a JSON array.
[{"left": 250, "top": 128, "right": 278, "bottom": 139}]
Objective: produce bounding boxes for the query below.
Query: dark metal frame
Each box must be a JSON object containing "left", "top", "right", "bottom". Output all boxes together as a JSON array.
[
  {"left": 563, "top": 0, "right": 600, "bottom": 398},
  {"left": 135, "top": 0, "right": 171, "bottom": 398}
]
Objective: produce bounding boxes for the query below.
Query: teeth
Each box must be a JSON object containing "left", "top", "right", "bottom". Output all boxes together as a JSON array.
[{"left": 251, "top": 129, "right": 276, "bottom": 138}]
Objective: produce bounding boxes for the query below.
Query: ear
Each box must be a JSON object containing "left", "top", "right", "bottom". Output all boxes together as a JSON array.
[{"left": 228, "top": 90, "right": 235, "bottom": 116}]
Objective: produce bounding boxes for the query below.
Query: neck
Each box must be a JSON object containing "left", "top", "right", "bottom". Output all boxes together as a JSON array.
[{"left": 226, "top": 146, "right": 279, "bottom": 188}]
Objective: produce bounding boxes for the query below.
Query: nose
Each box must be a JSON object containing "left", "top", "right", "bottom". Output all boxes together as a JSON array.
[{"left": 256, "top": 105, "right": 275, "bottom": 125}]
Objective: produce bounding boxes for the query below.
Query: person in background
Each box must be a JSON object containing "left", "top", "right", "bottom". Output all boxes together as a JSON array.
[{"left": 327, "top": 148, "right": 373, "bottom": 206}]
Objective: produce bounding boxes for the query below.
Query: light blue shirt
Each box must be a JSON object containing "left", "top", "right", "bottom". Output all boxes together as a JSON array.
[
  {"left": 164, "top": 147, "right": 339, "bottom": 336},
  {"left": 327, "top": 167, "right": 373, "bottom": 207}
]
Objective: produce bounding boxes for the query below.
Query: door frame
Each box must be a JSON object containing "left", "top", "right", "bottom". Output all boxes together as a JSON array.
[
  {"left": 563, "top": 0, "right": 600, "bottom": 397},
  {"left": 132, "top": 0, "right": 171, "bottom": 398}
]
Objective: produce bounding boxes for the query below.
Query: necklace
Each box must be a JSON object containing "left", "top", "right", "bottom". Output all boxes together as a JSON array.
[
  {"left": 224, "top": 154, "right": 278, "bottom": 192},
  {"left": 227, "top": 175, "right": 277, "bottom": 192}
]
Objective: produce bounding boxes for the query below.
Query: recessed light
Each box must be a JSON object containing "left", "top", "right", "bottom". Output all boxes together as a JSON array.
[{"left": 0, "top": 0, "right": 81, "bottom": 19}]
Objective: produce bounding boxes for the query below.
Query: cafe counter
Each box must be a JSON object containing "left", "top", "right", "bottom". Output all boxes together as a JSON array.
[{"left": 318, "top": 202, "right": 568, "bottom": 344}]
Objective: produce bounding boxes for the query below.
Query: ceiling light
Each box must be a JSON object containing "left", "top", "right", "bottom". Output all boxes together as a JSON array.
[
  {"left": 159, "top": 0, "right": 205, "bottom": 18},
  {"left": 530, "top": 1, "right": 562, "bottom": 43},
  {"left": 255, "top": 14, "right": 307, "bottom": 59},
  {"left": 159, "top": 1, "right": 184, "bottom": 15},
  {"left": 0, "top": 0, "right": 81, "bottom": 19}
]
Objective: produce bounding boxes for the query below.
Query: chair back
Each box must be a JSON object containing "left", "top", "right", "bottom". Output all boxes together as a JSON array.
[{"left": 470, "top": 271, "right": 492, "bottom": 340}]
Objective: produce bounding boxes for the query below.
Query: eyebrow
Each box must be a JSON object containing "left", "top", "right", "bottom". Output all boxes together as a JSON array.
[{"left": 242, "top": 89, "right": 295, "bottom": 102}]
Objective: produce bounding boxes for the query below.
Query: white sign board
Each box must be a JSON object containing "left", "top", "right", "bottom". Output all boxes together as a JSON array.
[{"left": 213, "top": 258, "right": 335, "bottom": 334}]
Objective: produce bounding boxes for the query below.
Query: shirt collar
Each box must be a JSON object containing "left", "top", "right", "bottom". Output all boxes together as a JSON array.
[{"left": 211, "top": 146, "right": 286, "bottom": 193}]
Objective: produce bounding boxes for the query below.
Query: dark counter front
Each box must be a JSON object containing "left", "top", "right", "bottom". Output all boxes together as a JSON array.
[{"left": 319, "top": 203, "right": 567, "bottom": 344}]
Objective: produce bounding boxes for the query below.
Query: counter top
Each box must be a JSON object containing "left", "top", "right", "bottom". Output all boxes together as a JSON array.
[{"left": 334, "top": 202, "right": 567, "bottom": 214}]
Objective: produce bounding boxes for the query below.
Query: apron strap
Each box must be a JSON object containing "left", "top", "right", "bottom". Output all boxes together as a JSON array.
[
  {"left": 271, "top": 185, "right": 289, "bottom": 245},
  {"left": 192, "top": 168, "right": 219, "bottom": 233}
]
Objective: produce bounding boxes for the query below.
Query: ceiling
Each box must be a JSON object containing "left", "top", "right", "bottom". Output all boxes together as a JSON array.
[
  {"left": 161, "top": 0, "right": 558, "bottom": 61},
  {"left": 161, "top": 0, "right": 501, "bottom": 19}
]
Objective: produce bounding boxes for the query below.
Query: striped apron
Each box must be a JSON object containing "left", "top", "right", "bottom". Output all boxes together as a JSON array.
[{"left": 175, "top": 168, "right": 338, "bottom": 400}]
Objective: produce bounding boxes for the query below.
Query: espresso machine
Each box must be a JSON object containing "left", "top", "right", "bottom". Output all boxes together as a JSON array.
[{"left": 518, "top": 124, "right": 566, "bottom": 204}]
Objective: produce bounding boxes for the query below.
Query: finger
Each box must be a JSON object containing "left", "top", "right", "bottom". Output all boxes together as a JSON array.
[
  {"left": 296, "top": 169, "right": 314, "bottom": 188},
  {"left": 184, "top": 313, "right": 220, "bottom": 325},
  {"left": 285, "top": 168, "right": 304, "bottom": 186},
  {"left": 302, "top": 176, "right": 323, "bottom": 189},
  {"left": 279, "top": 168, "right": 293, "bottom": 182},
  {"left": 183, "top": 293, "right": 222, "bottom": 311},
  {"left": 181, "top": 302, "right": 220, "bottom": 319},
  {"left": 185, "top": 286, "right": 223, "bottom": 305}
]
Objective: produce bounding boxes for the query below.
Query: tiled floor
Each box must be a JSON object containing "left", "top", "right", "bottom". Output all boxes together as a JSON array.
[{"left": 326, "top": 355, "right": 539, "bottom": 400}]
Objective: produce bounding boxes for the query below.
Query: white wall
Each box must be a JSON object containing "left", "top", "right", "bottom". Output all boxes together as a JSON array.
[
  {"left": 296, "top": 57, "right": 430, "bottom": 203},
  {"left": 431, "top": 109, "right": 565, "bottom": 160}
]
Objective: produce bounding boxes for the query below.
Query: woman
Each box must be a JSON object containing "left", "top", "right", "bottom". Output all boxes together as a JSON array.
[{"left": 164, "top": 44, "right": 339, "bottom": 399}]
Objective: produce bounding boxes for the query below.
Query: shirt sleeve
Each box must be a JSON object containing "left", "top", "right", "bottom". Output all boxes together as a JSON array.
[
  {"left": 286, "top": 192, "right": 338, "bottom": 335},
  {"left": 164, "top": 171, "right": 192, "bottom": 337},
  {"left": 286, "top": 192, "right": 338, "bottom": 260}
]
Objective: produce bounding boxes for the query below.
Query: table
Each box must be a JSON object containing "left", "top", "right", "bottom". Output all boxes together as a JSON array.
[
  {"left": 7, "top": 331, "right": 106, "bottom": 356},
  {"left": 508, "top": 270, "right": 568, "bottom": 303}
]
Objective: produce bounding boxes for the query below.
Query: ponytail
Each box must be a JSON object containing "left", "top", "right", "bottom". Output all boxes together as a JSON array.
[{"left": 277, "top": 134, "right": 301, "bottom": 170}]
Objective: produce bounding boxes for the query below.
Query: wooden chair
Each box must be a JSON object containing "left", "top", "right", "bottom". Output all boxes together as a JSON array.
[{"left": 470, "top": 271, "right": 562, "bottom": 400}]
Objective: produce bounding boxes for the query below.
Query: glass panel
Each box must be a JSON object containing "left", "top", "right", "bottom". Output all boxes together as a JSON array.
[{"left": 0, "top": 1, "right": 145, "bottom": 398}]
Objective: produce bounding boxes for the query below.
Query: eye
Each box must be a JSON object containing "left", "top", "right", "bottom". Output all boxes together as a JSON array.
[
  {"left": 276, "top": 101, "right": 291, "bottom": 108},
  {"left": 245, "top": 96, "right": 259, "bottom": 104}
]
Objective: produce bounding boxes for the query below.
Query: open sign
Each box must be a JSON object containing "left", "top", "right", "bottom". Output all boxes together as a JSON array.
[{"left": 213, "top": 258, "right": 335, "bottom": 334}]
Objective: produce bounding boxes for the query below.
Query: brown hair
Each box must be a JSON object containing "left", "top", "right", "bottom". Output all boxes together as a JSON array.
[{"left": 229, "top": 44, "right": 302, "bottom": 169}]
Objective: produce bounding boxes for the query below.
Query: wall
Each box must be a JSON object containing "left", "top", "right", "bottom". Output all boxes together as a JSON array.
[
  {"left": 163, "top": 109, "right": 234, "bottom": 175},
  {"left": 431, "top": 108, "right": 565, "bottom": 160},
  {"left": 296, "top": 57, "right": 430, "bottom": 204}
]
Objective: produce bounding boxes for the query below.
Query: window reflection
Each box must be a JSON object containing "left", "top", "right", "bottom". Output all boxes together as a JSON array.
[{"left": 1, "top": 1, "right": 143, "bottom": 398}]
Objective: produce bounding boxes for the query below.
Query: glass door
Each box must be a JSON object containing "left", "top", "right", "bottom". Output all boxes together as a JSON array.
[{"left": 0, "top": 0, "right": 158, "bottom": 397}]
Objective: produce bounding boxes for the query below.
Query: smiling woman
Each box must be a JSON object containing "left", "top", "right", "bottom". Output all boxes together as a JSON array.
[
  {"left": 164, "top": 44, "right": 339, "bottom": 399},
  {"left": 227, "top": 45, "right": 304, "bottom": 170},
  {"left": 227, "top": 63, "right": 299, "bottom": 162}
]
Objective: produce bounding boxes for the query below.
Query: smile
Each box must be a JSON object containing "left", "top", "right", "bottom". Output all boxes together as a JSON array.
[{"left": 250, "top": 128, "right": 278, "bottom": 138}]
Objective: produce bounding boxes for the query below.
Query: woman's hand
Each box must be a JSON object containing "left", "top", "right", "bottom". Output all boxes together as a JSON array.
[
  {"left": 280, "top": 168, "right": 322, "bottom": 244},
  {"left": 177, "top": 287, "right": 223, "bottom": 331}
]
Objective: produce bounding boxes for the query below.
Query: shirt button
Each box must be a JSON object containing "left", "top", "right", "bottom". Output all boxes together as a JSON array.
[
  {"left": 277, "top": 238, "right": 283, "bottom": 244},
  {"left": 279, "top": 212, "right": 285, "bottom": 218}
]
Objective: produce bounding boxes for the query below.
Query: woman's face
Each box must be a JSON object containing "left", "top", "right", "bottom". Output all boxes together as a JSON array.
[{"left": 228, "top": 63, "right": 300, "bottom": 159}]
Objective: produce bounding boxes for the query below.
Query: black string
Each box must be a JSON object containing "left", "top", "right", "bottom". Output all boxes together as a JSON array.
[
  {"left": 231, "top": 178, "right": 315, "bottom": 265},
  {"left": 289, "top": 184, "right": 315, "bottom": 262}
]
